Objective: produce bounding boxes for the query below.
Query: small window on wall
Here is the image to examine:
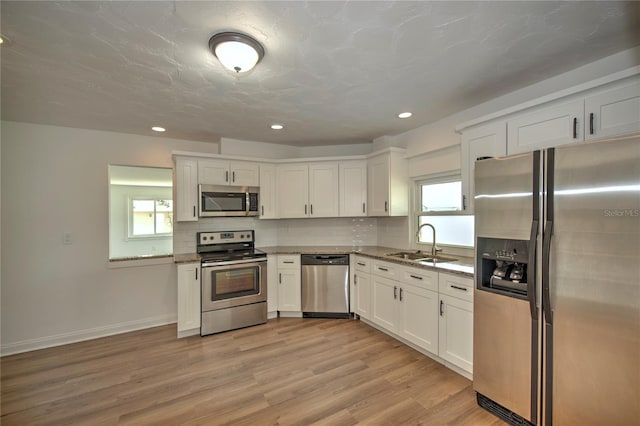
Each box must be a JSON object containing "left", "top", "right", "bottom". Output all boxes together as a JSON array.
[
  {"left": 109, "top": 165, "right": 173, "bottom": 260},
  {"left": 130, "top": 199, "right": 173, "bottom": 237},
  {"left": 416, "top": 175, "right": 474, "bottom": 248}
]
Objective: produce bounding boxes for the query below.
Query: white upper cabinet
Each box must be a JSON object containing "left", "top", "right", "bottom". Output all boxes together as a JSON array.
[
  {"left": 276, "top": 163, "right": 309, "bottom": 218},
  {"left": 259, "top": 164, "right": 277, "bottom": 219},
  {"left": 367, "top": 150, "right": 408, "bottom": 217},
  {"left": 175, "top": 157, "right": 198, "bottom": 222},
  {"left": 339, "top": 160, "right": 367, "bottom": 217},
  {"left": 276, "top": 162, "right": 339, "bottom": 218},
  {"left": 461, "top": 122, "right": 507, "bottom": 214},
  {"left": 198, "top": 159, "right": 259, "bottom": 187},
  {"left": 308, "top": 162, "right": 339, "bottom": 218},
  {"left": 584, "top": 81, "right": 640, "bottom": 140},
  {"left": 507, "top": 100, "right": 584, "bottom": 155}
]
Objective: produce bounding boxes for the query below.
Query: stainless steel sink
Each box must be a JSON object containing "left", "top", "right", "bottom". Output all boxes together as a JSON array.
[
  {"left": 385, "top": 252, "right": 458, "bottom": 263},
  {"left": 385, "top": 251, "right": 429, "bottom": 260}
]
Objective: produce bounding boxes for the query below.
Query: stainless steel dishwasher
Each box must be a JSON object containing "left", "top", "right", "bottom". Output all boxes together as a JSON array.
[{"left": 301, "top": 254, "right": 350, "bottom": 318}]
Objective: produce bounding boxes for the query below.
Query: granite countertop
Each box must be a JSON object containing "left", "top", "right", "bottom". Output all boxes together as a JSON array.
[{"left": 176, "top": 245, "right": 474, "bottom": 277}]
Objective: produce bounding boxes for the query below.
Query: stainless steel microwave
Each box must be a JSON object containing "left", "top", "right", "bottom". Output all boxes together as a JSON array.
[{"left": 198, "top": 184, "right": 260, "bottom": 217}]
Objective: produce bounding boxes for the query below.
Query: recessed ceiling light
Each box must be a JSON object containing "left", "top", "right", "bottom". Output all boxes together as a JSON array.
[
  {"left": 151, "top": 126, "right": 166, "bottom": 132},
  {"left": 271, "top": 124, "right": 284, "bottom": 130},
  {"left": 398, "top": 112, "right": 413, "bottom": 119},
  {"left": 0, "top": 34, "right": 11, "bottom": 46}
]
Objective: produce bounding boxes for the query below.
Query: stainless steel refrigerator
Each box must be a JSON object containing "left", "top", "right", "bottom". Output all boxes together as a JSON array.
[{"left": 473, "top": 134, "right": 640, "bottom": 425}]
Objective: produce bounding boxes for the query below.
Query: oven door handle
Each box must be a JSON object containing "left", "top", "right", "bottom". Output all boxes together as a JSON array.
[{"left": 202, "top": 258, "right": 267, "bottom": 268}]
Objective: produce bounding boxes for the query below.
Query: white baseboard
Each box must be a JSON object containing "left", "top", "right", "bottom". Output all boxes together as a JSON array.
[{"left": 1, "top": 314, "right": 177, "bottom": 356}]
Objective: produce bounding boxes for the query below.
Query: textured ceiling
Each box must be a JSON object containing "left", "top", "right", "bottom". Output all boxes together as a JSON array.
[{"left": 1, "top": 1, "right": 639, "bottom": 147}]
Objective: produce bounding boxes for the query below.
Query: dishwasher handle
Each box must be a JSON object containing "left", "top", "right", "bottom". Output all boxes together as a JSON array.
[{"left": 301, "top": 254, "right": 349, "bottom": 265}]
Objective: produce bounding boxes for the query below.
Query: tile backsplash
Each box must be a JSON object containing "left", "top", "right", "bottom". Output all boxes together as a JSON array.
[{"left": 173, "top": 217, "right": 378, "bottom": 254}]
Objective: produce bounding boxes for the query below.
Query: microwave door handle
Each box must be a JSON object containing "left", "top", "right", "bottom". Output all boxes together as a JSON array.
[{"left": 246, "top": 192, "right": 250, "bottom": 216}]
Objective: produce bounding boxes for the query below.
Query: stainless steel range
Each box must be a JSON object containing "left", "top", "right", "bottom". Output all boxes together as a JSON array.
[{"left": 197, "top": 230, "right": 267, "bottom": 336}]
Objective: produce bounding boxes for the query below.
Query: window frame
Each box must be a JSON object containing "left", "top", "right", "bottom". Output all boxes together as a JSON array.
[{"left": 127, "top": 197, "right": 174, "bottom": 239}]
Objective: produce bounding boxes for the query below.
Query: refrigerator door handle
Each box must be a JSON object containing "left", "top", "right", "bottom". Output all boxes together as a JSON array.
[
  {"left": 527, "top": 220, "right": 538, "bottom": 319},
  {"left": 542, "top": 220, "right": 554, "bottom": 324}
]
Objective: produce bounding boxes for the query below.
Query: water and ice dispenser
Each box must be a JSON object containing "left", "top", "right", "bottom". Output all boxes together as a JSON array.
[{"left": 476, "top": 237, "right": 530, "bottom": 298}]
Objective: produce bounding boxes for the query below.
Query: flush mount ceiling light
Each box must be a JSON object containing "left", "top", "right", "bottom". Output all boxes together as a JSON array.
[
  {"left": 209, "top": 32, "right": 264, "bottom": 73},
  {"left": 270, "top": 124, "right": 284, "bottom": 130},
  {"left": 398, "top": 112, "right": 413, "bottom": 119},
  {"left": 151, "top": 126, "right": 166, "bottom": 132}
]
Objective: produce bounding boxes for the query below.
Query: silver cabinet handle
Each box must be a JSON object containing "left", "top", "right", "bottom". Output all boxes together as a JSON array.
[
  {"left": 193, "top": 206, "right": 196, "bottom": 217},
  {"left": 305, "top": 204, "right": 307, "bottom": 215},
  {"left": 462, "top": 195, "right": 467, "bottom": 210},
  {"left": 451, "top": 285, "right": 468, "bottom": 292},
  {"left": 354, "top": 275, "right": 358, "bottom": 285},
  {"left": 310, "top": 204, "right": 313, "bottom": 215},
  {"left": 362, "top": 203, "right": 366, "bottom": 213},
  {"left": 440, "top": 300, "right": 444, "bottom": 316},
  {"left": 232, "top": 171, "right": 235, "bottom": 182},
  {"left": 283, "top": 261, "right": 294, "bottom": 264},
  {"left": 279, "top": 273, "right": 282, "bottom": 284},
  {"left": 261, "top": 205, "right": 264, "bottom": 216},
  {"left": 195, "top": 268, "right": 198, "bottom": 280},
  {"left": 225, "top": 170, "right": 229, "bottom": 182},
  {"left": 399, "top": 287, "right": 403, "bottom": 301},
  {"left": 357, "top": 262, "right": 366, "bottom": 266},
  {"left": 409, "top": 274, "right": 423, "bottom": 280},
  {"left": 384, "top": 201, "right": 388, "bottom": 212},
  {"left": 393, "top": 286, "right": 398, "bottom": 299},
  {"left": 378, "top": 267, "right": 388, "bottom": 272}
]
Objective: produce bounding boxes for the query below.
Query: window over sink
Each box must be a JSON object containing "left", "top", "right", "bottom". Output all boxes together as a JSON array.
[{"left": 415, "top": 173, "right": 474, "bottom": 248}]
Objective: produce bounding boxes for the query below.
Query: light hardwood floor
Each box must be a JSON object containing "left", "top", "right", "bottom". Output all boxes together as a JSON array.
[{"left": 1, "top": 318, "right": 505, "bottom": 425}]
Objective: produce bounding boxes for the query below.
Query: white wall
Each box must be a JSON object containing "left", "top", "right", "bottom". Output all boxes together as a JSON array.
[
  {"left": 0, "top": 121, "right": 220, "bottom": 354},
  {"left": 220, "top": 137, "right": 372, "bottom": 159}
]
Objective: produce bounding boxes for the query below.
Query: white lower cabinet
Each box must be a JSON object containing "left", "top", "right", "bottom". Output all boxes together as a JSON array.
[
  {"left": 353, "top": 255, "right": 372, "bottom": 319},
  {"left": 177, "top": 262, "right": 200, "bottom": 337},
  {"left": 438, "top": 273, "right": 474, "bottom": 374},
  {"left": 364, "top": 259, "right": 474, "bottom": 376},
  {"left": 399, "top": 268, "right": 439, "bottom": 355},
  {"left": 267, "top": 255, "right": 278, "bottom": 318},
  {"left": 277, "top": 255, "right": 301, "bottom": 315}
]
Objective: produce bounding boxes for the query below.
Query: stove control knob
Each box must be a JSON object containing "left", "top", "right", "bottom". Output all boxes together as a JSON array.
[{"left": 202, "top": 236, "right": 207, "bottom": 241}]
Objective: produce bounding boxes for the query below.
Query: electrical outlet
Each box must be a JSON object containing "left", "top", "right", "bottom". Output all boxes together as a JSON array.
[{"left": 63, "top": 232, "right": 72, "bottom": 245}]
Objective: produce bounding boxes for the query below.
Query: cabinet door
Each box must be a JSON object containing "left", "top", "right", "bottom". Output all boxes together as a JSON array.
[
  {"left": 308, "top": 162, "right": 339, "bottom": 217},
  {"left": 399, "top": 283, "right": 438, "bottom": 354},
  {"left": 230, "top": 161, "right": 260, "bottom": 186},
  {"left": 198, "top": 159, "right": 230, "bottom": 185},
  {"left": 259, "top": 164, "right": 277, "bottom": 219},
  {"left": 439, "top": 294, "right": 474, "bottom": 373},
  {"left": 175, "top": 157, "right": 198, "bottom": 222},
  {"left": 177, "top": 263, "right": 201, "bottom": 334},
  {"left": 277, "top": 164, "right": 309, "bottom": 218},
  {"left": 339, "top": 160, "right": 367, "bottom": 217},
  {"left": 461, "top": 122, "right": 507, "bottom": 213},
  {"left": 585, "top": 80, "right": 640, "bottom": 140},
  {"left": 367, "top": 154, "right": 390, "bottom": 216},
  {"left": 507, "top": 100, "right": 584, "bottom": 155},
  {"left": 278, "top": 268, "right": 301, "bottom": 311},
  {"left": 371, "top": 275, "right": 399, "bottom": 332},
  {"left": 354, "top": 272, "right": 371, "bottom": 320}
]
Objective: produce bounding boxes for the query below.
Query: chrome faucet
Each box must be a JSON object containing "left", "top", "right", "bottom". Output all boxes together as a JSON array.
[{"left": 416, "top": 223, "right": 441, "bottom": 257}]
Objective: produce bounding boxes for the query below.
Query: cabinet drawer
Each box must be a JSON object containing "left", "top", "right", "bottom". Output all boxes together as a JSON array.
[
  {"left": 278, "top": 255, "right": 300, "bottom": 269},
  {"left": 353, "top": 256, "right": 371, "bottom": 273},
  {"left": 372, "top": 261, "right": 398, "bottom": 280},
  {"left": 439, "top": 273, "right": 473, "bottom": 302},
  {"left": 401, "top": 266, "right": 438, "bottom": 292}
]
